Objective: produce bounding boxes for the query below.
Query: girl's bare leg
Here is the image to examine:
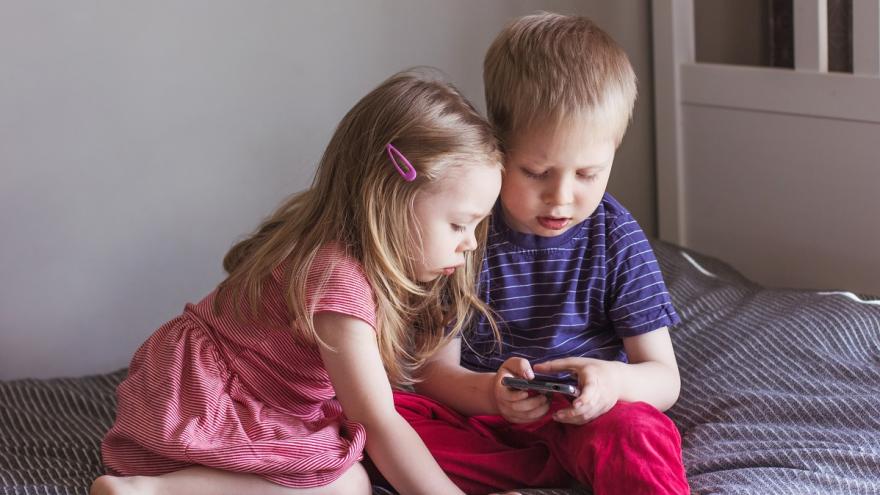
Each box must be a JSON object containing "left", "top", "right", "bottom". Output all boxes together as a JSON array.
[{"left": 90, "top": 462, "right": 371, "bottom": 495}]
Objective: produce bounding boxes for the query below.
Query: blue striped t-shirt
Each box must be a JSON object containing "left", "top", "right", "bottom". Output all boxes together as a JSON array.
[{"left": 460, "top": 193, "right": 680, "bottom": 373}]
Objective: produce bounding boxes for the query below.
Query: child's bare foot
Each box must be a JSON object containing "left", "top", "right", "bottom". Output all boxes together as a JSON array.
[{"left": 90, "top": 475, "right": 157, "bottom": 495}]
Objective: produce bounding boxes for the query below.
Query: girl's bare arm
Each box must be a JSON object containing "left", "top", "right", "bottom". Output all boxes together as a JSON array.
[{"left": 313, "top": 312, "right": 465, "bottom": 495}]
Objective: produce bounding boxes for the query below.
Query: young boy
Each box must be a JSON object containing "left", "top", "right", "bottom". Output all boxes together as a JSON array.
[{"left": 393, "top": 13, "right": 690, "bottom": 495}]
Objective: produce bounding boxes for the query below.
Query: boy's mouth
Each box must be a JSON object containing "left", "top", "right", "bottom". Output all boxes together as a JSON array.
[{"left": 537, "top": 216, "right": 570, "bottom": 230}]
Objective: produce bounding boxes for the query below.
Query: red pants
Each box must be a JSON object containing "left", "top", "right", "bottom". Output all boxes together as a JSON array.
[{"left": 393, "top": 391, "right": 689, "bottom": 495}]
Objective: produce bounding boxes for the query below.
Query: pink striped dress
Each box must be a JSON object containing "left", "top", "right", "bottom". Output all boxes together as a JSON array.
[{"left": 101, "top": 244, "right": 377, "bottom": 488}]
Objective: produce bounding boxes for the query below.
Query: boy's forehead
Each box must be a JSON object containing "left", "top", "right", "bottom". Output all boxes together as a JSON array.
[
  {"left": 506, "top": 119, "right": 616, "bottom": 164},
  {"left": 504, "top": 97, "right": 627, "bottom": 138},
  {"left": 509, "top": 115, "right": 614, "bottom": 145}
]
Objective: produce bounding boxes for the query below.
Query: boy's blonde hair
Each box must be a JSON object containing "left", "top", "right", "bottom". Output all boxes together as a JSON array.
[
  {"left": 216, "top": 69, "right": 501, "bottom": 385},
  {"left": 484, "top": 12, "right": 637, "bottom": 145}
]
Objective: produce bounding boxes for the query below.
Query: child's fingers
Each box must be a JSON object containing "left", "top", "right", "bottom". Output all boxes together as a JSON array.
[
  {"left": 553, "top": 401, "right": 597, "bottom": 424},
  {"left": 498, "top": 390, "right": 549, "bottom": 423},
  {"left": 553, "top": 411, "right": 595, "bottom": 425},
  {"left": 504, "top": 398, "right": 550, "bottom": 423},
  {"left": 498, "top": 386, "right": 530, "bottom": 402},
  {"left": 532, "top": 357, "right": 579, "bottom": 374},
  {"left": 505, "top": 393, "right": 547, "bottom": 412},
  {"left": 552, "top": 387, "right": 612, "bottom": 424},
  {"left": 552, "top": 387, "right": 588, "bottom": 416},
  {"left": 499, "top": 357, "right": 535, "bottom": 379}
]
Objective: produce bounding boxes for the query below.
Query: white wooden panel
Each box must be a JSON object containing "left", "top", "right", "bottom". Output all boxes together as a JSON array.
[
  {"left": 652, "top": 0, "right": 694, "bottom": 245},
  {"left": 682, "top": 105, "right": 880, "bottom": 295},
  {"left": 681, "top": 63, "right": 880, "bottom": 123},
  {"left": 854, "top": 0, "right": 880, "bottom": 76},
  {"left": 794, "top": 0, "right": 828, "bottom": 72}
]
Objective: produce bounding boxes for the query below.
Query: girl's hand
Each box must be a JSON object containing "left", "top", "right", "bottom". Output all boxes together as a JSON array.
[
  {"left": 493, "top": 357, "right": 549, "bottom": 424},
  {"left": 533, "top": 357, "right": 621, "bottom": 425}
]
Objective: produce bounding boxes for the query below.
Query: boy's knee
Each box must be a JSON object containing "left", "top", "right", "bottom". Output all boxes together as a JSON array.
[{"left": 595, "top": 401, "right": 680, "bottom": 442}]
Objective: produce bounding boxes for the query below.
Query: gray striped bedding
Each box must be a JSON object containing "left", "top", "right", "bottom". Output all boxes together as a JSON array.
[
  {"left": 1, "top": 241, "right": 878, "bottom": 494},
  {"left": 659, "top": 244, "right": 880, "bottom": 494}
]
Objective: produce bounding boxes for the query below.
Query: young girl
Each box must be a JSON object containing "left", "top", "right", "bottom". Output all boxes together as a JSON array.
[{"left": 90, "top": 70, "right": 504, "bottom": 495}]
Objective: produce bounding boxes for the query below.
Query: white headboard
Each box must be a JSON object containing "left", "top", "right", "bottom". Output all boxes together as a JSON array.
[{"left": 653, "top": 0, "right": 880, "bottom": 295}]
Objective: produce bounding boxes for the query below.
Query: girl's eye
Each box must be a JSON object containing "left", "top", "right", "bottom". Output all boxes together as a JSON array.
[
  {"left": 579, "top": 173, "right": 599, "bottom": 182},
  {"left": 451, "top": 224, "right": 466, "bottom": 232}
]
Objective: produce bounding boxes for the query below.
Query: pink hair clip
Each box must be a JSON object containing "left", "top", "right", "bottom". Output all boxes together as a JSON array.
[{"left": 386, "top": 143, "right": 417, "bottom": 182}]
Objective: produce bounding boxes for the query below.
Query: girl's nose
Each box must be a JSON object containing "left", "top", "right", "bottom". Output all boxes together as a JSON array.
[{"left": 460, "top": 230, "right": 478, "bottom": 251}]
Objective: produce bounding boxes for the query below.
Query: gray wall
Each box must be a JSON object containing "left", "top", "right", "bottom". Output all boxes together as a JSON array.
[{"left": 0, "top": 1, "right": 656, "bottom": 379}]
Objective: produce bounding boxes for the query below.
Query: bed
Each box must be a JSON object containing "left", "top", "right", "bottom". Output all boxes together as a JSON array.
[
  {"left": 3, "top": 240, "right": 879, "bottom": 494},
  {"left": 653, "top": 0, "right": 880, "bottom": 296}
]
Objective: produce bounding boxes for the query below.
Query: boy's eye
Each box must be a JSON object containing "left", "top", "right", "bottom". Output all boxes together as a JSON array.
[
  {"left": 451, "top": 224, "right": 466, "bottom": 232},
  {"left": 578, "top": 173, "right": 599, "bottom": 182},
  {"left": 523, "top": 168, "right": 547, "bottom": 179}
]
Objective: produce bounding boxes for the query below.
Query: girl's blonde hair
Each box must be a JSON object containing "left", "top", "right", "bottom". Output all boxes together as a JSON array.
[
  {"left": 484, "top": 12, "right": 638, "bottom": 146},
  {"left": 216, "top": 69, "right": 501, "bottom": 385}
]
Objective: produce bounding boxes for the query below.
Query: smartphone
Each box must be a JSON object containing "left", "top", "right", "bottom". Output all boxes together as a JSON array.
[{"left": 501, "top": 376, "right": 580, "bottom": 397}]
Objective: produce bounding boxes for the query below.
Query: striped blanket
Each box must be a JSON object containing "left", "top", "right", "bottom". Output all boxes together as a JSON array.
[
  {"left": 659, "top": 244, "right": 880, "bottom": 494},
  {"left": 2, "top": 241, "right": 879, "bottom": 494}
]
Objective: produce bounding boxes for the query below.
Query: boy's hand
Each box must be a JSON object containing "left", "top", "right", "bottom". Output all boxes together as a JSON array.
[
  {"left": 493, "top": 357, "right": 549, "bottom": 424},
  {"left": 533, "top": 357, "right": 621, "bottom": 425}
]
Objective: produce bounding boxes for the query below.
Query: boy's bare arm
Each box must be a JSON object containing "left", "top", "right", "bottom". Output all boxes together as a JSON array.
[
  {"left": 533, "top": 327, "right": 681, "bottom": 424},
  {"left": 413, "top": 338, "right": 501, "bottom": 417},
  {"left": 617, "top": 327, "right": 681, "bottom": 411}
]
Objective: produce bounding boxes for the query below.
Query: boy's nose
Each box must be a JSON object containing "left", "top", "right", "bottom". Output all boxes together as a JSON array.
[{"left": 543, "top": 178, "right": 574, "bottom": 206}]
